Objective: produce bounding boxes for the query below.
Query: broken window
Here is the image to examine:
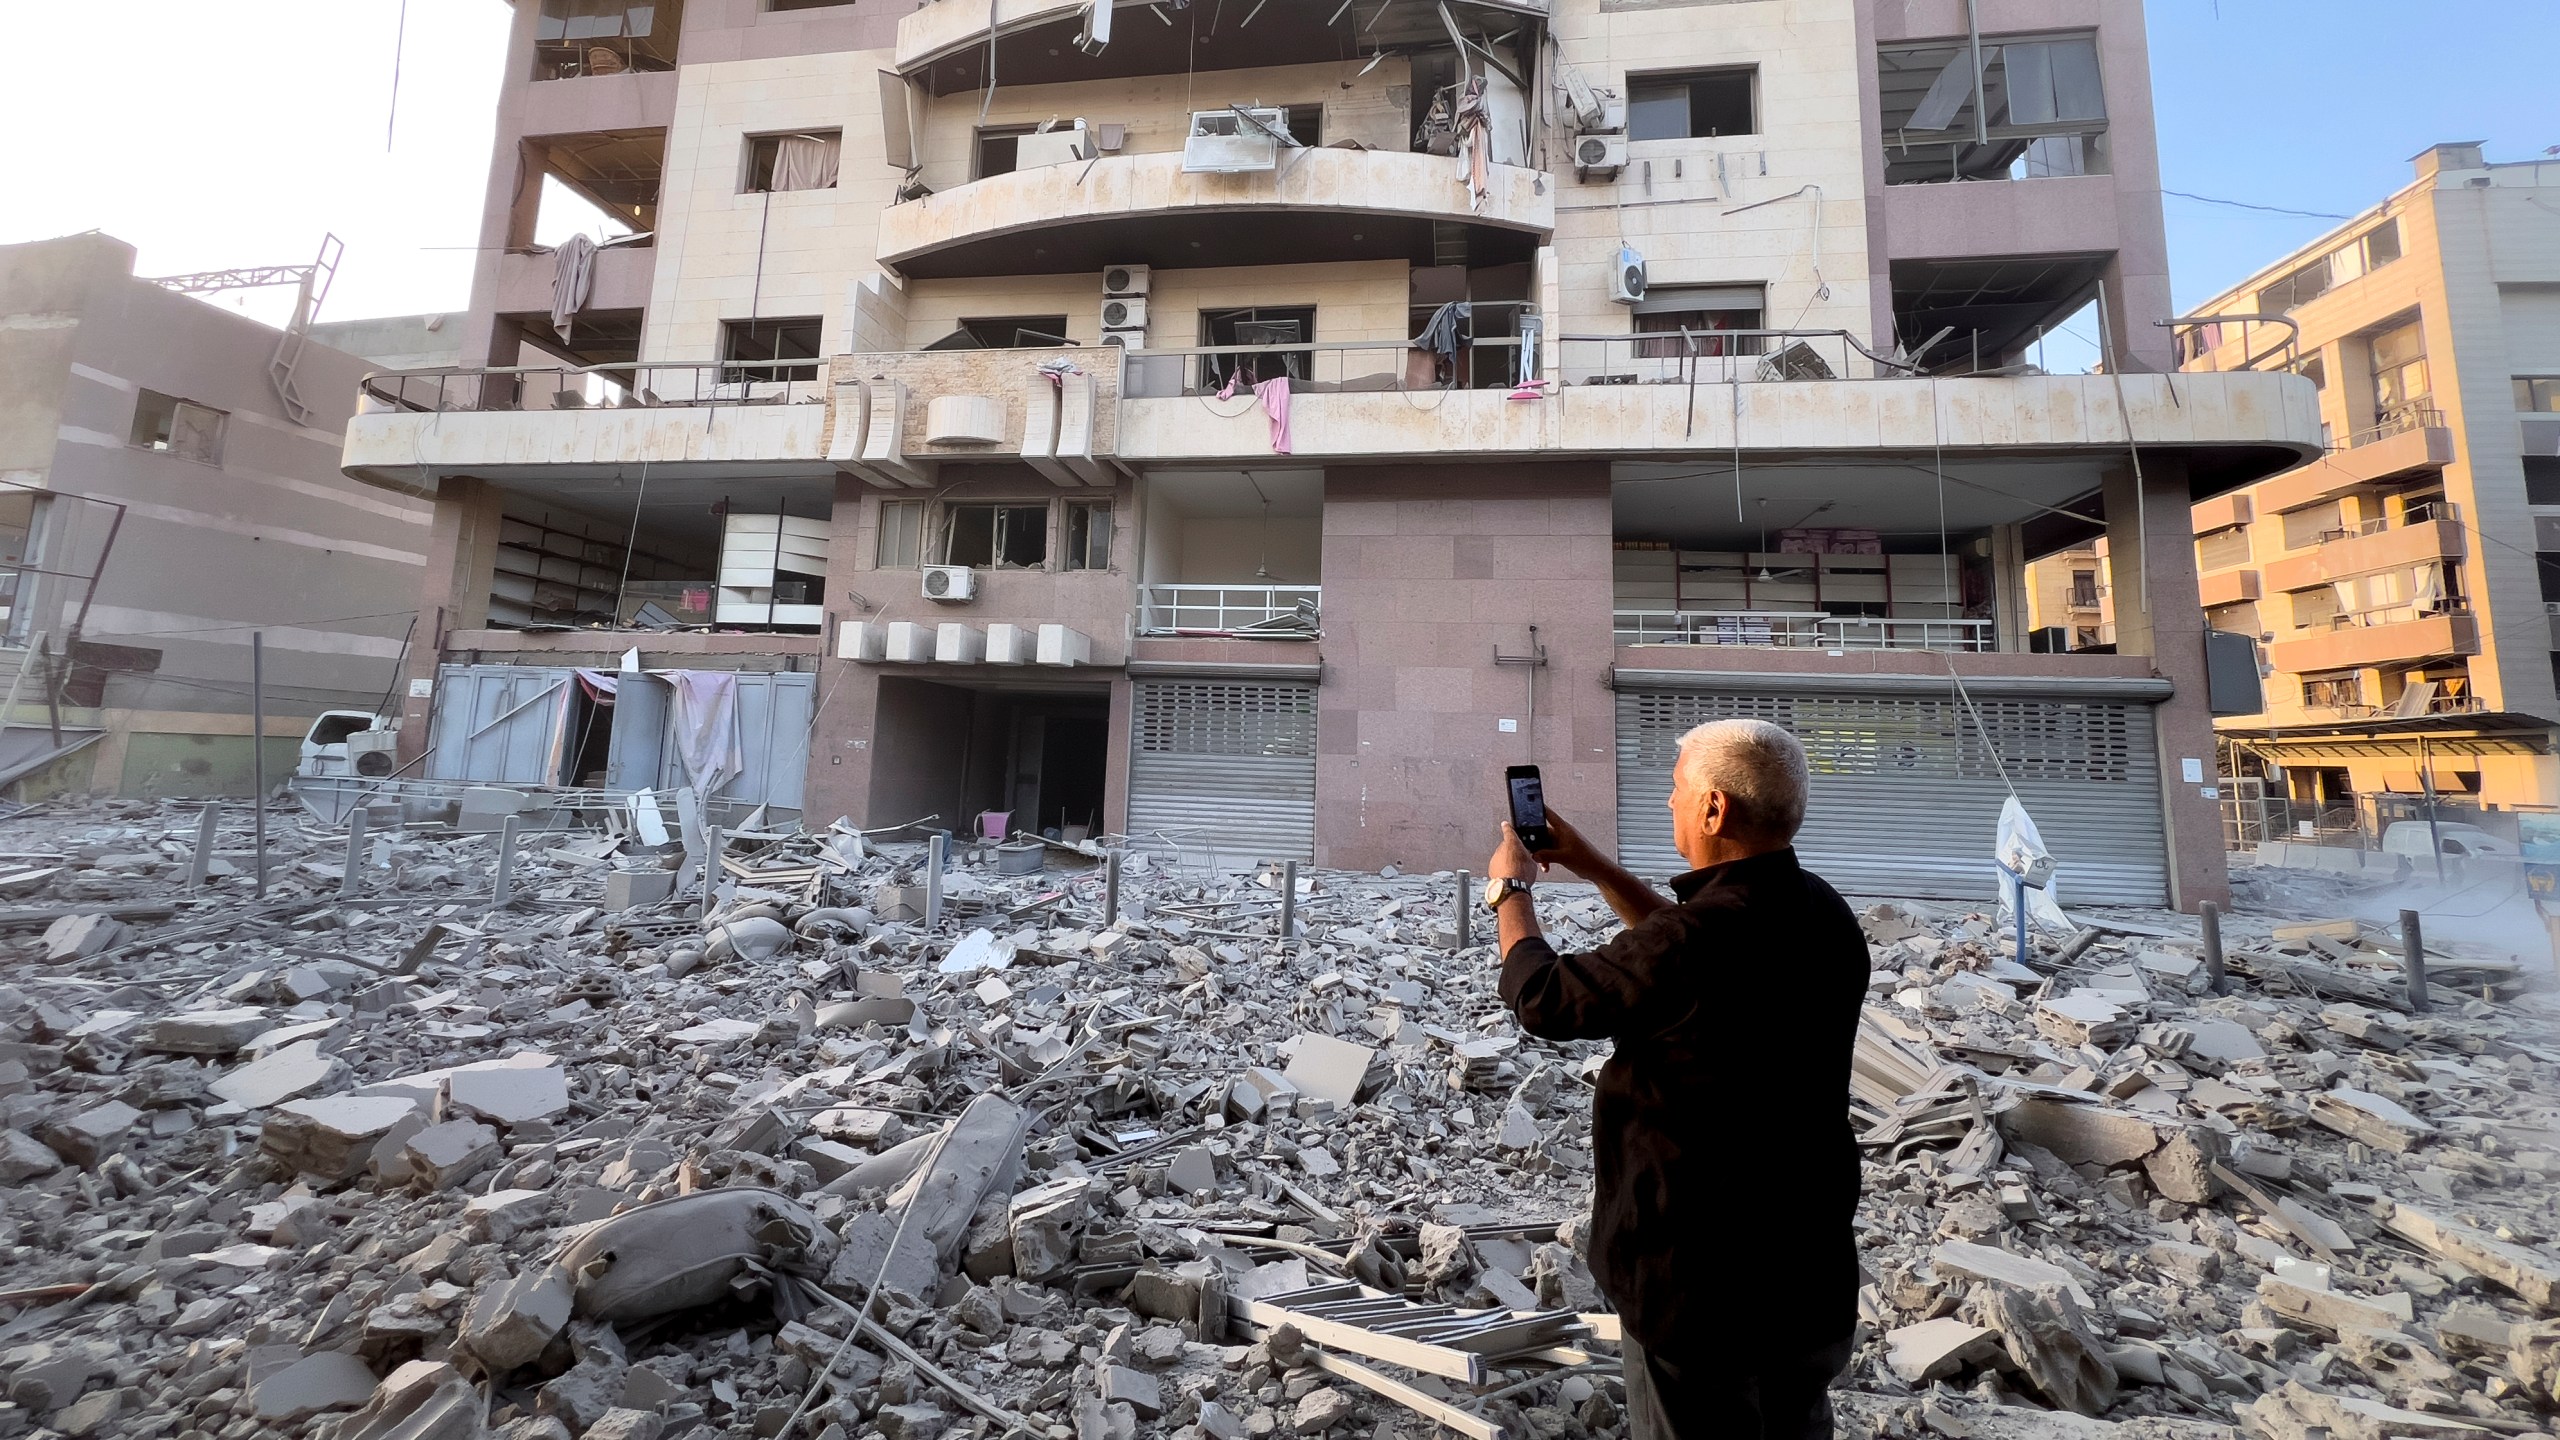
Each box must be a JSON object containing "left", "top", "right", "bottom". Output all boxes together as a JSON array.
[
  {"left": 2258, "top": 255, "right": 2334, "bottom": 316},
  {"left": 2301, "top": 674, "right": 2361, "bottom": 709},
  {"left": 2369, "top": 319, "right": 2431, "bottom": 425},
  {"left": 1876, "top": 34, "right": 2106, "bottom": 185},
  {"left": 924, "top": 316, "right": 1073, "bottom": 350},
  {"left": 1199, "top": 306, "right": 1317, "bottom": 391},
  {"left": 1627, "top": 68, "right": 1757, "bottom": 141},
  {"left": 744, "top": 131, "right": 842, "bottom": 192},
  {"left": 533, "top": 0, "right": 681, "bottom": 80},
  {"left": 720, "top": 317, "right": 822, "bottom": 385},
  {"left": 2261, "top": 223, "right": 2402, "bottom": 314},
  {"left": 943, "top": 503, "right": 1048, "bottom": 568},
  {"left": 1630, "top": 285, "right": 1763, "bottom": 359},
  {"left": 1064, "top": 502, "right": 1112, "bottom": 572},
  {"left": 1285, "top": 105, "right": 1324, "bottom": 147},
  {"left": 2068, "top": 570, "right": 2099, "bottom": 607},
  {"left": 876, "top": 500, "right": 924, "bottom": 569},
  {"left": 130, "top": 390, "right": 226, "bottom": 466},
  {"left": 2517, "top": 377, "right": 2560, "bottom": 413}
]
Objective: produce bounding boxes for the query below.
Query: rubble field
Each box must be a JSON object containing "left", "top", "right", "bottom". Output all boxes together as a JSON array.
[{"left": 2, "top": 796, "right": 2558, "bottom": 1440}]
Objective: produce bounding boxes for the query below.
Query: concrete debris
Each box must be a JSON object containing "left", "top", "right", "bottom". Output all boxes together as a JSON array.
[{"left": 4, "top": 799, "right": 2560, "bottom": 1439}]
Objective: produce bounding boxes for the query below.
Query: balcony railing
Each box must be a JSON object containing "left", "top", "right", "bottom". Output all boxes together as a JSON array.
[
  {"left": 1137, "top": 585, "right": 1321, "bottom": 639},
  {"left": 360, "top": 358, "right": 829, "bottom": 414},
  {"left": 2320, "top": 597, "right": 2470, "bottom": 631},
  {"left": 1614, "top": 610, "right": 1994, "bottom": 652},
  {"left": 1123, "top": 337, "right": 1530, "bottom": 399},
  {"left": 2345, "top": 405, "right": 2444, "bottom": 450},
  {"left": 2339, "top": 499, "right": 2460, "bottom": 539}
]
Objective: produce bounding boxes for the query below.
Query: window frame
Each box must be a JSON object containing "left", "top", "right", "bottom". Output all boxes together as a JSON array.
[
  {"left": 1875, "top": 32, "right": 2107, "bottom": 186},
  {"left": 940, "top": 501, "right": 1051, "bottom": 569},
  {"left": 876, "top": 499, "right": 925, "bottom": 569},
  {"left": 1198, "top": 305, "right": 1318, "bottom": 390},
  {"left": 719, "top": 316, "right": 823, "bottom": 385},
  {"left": 1063, "top": 501, "right": 1113, "bottom": 572},
  {"left": 973, "top": 125, "right": 1036, "bottom": 179},
  {"left": 742, "top": 129, "right": 843, "bottom": 193},
  {"left": 1625, "top": 66, "right": 1758, "bottom": 142},
  {"left": 129, "top": 389, "right": 228, "bottom": 466},
  {"left": 2516, "top": 376, "right": 2560, "bottom": 414}
]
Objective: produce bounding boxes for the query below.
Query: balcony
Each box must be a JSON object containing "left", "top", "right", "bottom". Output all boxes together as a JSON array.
[
  {"left": 2264, "top": 508, "right": 2466, "bottom": 594},
  {"left": 2268, "top": 609, "right": 2478, "bottom": 674},
  {"left": 874, "top": 148, "right": 1552, "bottom": 279},
  {"left": 344, "top": 347, "right": 1123, "bottom": 491},
  {"left": 2254, "top": 412, "right": 2454, "bottom": 516},
  {"left": 896, "top": 0, "right": 1547, "bottom": 87},
  {"left": 1613, "top": 611, "right": 1993, "bottom": 653},
  {"left": 493, "top": 241, "right": 655, "bottom": 319},
  {"left": 1137, "top": 585, "right": 1321, "bottom": 640}
]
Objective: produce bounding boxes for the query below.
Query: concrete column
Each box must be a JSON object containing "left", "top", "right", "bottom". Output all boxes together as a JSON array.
[
  {"left": 394, "top": 477, "right": 507, "bottom": 769},
  {"left": 2105, "top": 458, "right": 2229, "bottom": 911},
  {"left": 805, "top": 472, "right": 880, "bottom": 823},
  {"left": 1991, "top": 524, "right": 2029, "bottom": 652}
]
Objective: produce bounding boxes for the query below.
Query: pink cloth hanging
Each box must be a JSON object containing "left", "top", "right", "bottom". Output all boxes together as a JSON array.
[{"left": 1254, "top": 376, "right": 1293, "bottom": 455}]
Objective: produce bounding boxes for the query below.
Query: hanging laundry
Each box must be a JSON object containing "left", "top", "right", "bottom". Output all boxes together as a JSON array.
[
  {"left": 550, "top": 233, "right": 597, "bottom": 342},
  {"left": 664, "top": 670, "right": 744, "bottom": 799},
  {"left": 1254, "top": 376, "right": 1293, "bottom": 455},
  {"left": 1411, "top": 301, "right": 1473, "bottom": 375}
]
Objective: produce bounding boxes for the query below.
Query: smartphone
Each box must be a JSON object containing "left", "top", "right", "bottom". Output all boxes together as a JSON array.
[{"left": 1506, "top": 765, "right": 1554, "bottom": 853}]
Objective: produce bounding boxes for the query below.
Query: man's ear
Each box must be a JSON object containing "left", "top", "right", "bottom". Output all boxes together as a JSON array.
[{"left": 1698, "top": 788, "right": 1726, "bottom": 836}]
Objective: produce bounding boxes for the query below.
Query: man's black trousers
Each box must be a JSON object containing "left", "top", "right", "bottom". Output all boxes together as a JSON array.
[{"left": 1621, "top": 1331, "right": 1853, "bottom": 1440}]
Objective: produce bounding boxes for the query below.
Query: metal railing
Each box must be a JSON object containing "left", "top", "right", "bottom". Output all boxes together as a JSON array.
[
  {"left": 2321, "top": 597, "right": 2470, "bottom": 631},
  {"left": 2340, "top": 499, "right": 2460, "bottom": 539},
  {"left": 1613, "top": 610, "right": 1994, "bottom": 652},
  {"left": 360, "top": 358, "right": 829, "bottom": 414},
  {"left": 2345, "top": 405, "right": 2444, "bottom": 449},
  {"left": 1120, "top": 338, "right": 1529, "bottom": 399},
  {"left": 1137, "top": 585, "right": 1321, "bottom": 638}
]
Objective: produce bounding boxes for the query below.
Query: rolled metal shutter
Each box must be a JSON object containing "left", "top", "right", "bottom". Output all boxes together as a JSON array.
[
  {"left": 1615, "top": 685, "right": 2168, "bottom": 905},
  {"left": 1128, "top": 678, "right": 1316, "bottom": 864}
]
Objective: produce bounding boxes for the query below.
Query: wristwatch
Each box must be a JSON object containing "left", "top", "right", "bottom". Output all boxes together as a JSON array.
[{"left": 1483, "top": 876, "right": 1533, "bottom": 912}]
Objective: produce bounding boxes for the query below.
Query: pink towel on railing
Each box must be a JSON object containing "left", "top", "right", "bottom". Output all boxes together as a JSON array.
[{"left": 1255, "top": 376, "right": 1293, "bottom": 455}]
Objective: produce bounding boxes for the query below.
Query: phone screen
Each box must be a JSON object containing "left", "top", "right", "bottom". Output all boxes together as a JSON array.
[{"left": 1508, "top": 772, "right": 1547, "bottom": 830}]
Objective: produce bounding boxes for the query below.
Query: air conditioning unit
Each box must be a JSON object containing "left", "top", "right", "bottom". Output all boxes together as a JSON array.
[
  {"left": 1182, "top": 107, "right": 1289, "bottom": 174},
  {"left": 1102, "top": 263, "right": 1150, "bottom": 297},
  {"left": 1574, "top": 133, "right": 1628, "bottom": 177},
  {"left": 1101, "top": 328, "right": 1147, "bottom": 349},
  {"left": 1100, "top": 295, "right": 1148, "bottom": 330},
  {"left": 1609, "top": 244, "right": 1648, "bottom": 305},
  {"left": 1016, "top": 121, "right": 1095, "bottom": 169},
  {"left": 922, "top": 564, "right": 976, "bottom": 602}
]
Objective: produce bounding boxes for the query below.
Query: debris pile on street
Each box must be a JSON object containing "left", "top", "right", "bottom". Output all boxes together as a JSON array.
[{"left": 0, "top": 796, "right": 2556, "bottom": 1440}]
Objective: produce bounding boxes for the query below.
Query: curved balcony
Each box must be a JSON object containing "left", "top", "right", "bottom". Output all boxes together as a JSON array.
[
  {"left": 877, "top": 147, "right": 1552, "bottom": 279},
  {"left": 896, "top": 0, "right": 1547, "bottom": 91}
]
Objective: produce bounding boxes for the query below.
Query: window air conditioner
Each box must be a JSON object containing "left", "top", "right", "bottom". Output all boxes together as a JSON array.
[
  {"left": 923, "top": 564, "right": 976, "bottom": 602},
  {"left": 1102, "top": 263, "right": 1150, "bottom": 297},
  {"left": 1609, "top": 245, "right": 1648, "bottom": 305},
  {"left": 1182, "top": 107, "right": 1289, "bottom": 174},
  {"left": 1100, "top": 295, "right": 1148, "bottom": 330},
  {"left": 1575, "top": 133, "right": 1628, "bottom": 177}
]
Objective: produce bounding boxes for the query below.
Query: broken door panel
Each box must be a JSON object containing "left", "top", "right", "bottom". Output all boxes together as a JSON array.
[
  {"left": 424, "top": 664, "right": 577, "bottom": 785},
  {"left": 605, "top": 671, "right": 672, "bottom": 791},
  {"left": 652, "top": 670, "right": 816, "bottom": 816}
]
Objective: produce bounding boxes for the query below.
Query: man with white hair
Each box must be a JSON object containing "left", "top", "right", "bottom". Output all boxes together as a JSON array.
[{"left": 1483, "top": 718, "right": 1868, "bottom": 1440}]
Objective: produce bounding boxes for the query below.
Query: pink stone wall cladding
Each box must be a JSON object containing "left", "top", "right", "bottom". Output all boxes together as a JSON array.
[{"left": 1315, "top": 465, "right": 1618, "bottom": 874}]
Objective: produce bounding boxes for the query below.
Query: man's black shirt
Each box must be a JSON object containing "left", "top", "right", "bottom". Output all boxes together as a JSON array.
[{"left": 1499, "top": 848, "right": 1869, "bottom": 1356}]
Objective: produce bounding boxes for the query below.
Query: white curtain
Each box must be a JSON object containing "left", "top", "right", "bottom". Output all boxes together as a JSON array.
[
  {"left": 551, "top": 233, "right": 597, "bottom": 342},
  {"left": 772, "top": 134, "right": 841, "bottom": 192}
]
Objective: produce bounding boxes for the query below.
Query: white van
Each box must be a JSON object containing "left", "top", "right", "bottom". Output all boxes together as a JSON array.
[{"left": 2379, "top": 821, "right": 2515, "bottom": 861}]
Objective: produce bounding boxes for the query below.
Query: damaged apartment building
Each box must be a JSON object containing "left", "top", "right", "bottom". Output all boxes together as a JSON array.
[
  {"left": 341, "top": 0, "right": 2321, "bottom": 909},
  {"left": 2164, "top": 145, "right": 2560, "bottom": 836}
]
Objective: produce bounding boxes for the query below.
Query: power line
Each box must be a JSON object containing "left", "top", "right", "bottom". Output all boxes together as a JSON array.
[{"left": 2162, "top": 189, "right": 2349, "bottom": 222}]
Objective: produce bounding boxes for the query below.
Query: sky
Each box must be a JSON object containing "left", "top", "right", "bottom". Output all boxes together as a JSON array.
[{"left": 0, "top": 1, "right": 2554, "bottom": 340}]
